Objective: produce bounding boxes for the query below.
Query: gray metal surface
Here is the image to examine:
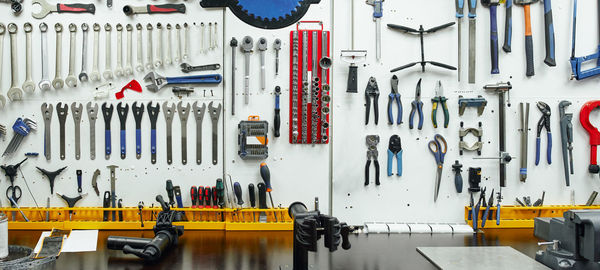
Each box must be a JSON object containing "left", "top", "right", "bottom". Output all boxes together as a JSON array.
[{"left": 417, "top": 246, "right": 549, "bottom": 270}]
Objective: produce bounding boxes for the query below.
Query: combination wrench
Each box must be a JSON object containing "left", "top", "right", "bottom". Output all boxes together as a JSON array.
[
  {"left": 147, "top": 102, "right": 160, "bottom": 164},
  {"left": 175, "top": 24, "right": 181, "bottom": 63},
  {"left": 155, "top": 23, "right": 163, "bottom": 67},
  {"left": 162, "top": 102, "right": 175, "bottom": 165},
  {"left": 103, "top": 23, "right": 113, "bottom": 80},
  {"left": 71, "top": 102, "right": 82, "bottom": 160},
  {"left": 165, "top": 24, "right": 172, "bottom": 65},
  {"left": 116, "top": 102, "right": 128, "bottom": 159},
  {"left": 192, "top": 101, "right": 206, "bottom": 165},
  {"left": 135, "top": 23, "right": 144, "bottom": 72},
  {"left": 86, "top": 102, "right": 98, "bottom": 160},
  {"left": 257, "top": 37, "right": 267, "bottom": 91},
  {"left": 22, "top": 23, "right": 35, "bottom": 93},
  {"left": 132, "top": 102, "right": 144, "bottom": 159},
  {"left": 114, "top": 24, "right": 123, "bottom": 77},
  {"left": 79, "top": 23, "right": 89, "bottom": 82},
  {"left": 102, "top": 102, "right": 114, "bottom": 160},
  {"left": 208, "top": 102, "right": 221, "bottom": 165},
  {"left": 56, "top": 102, "right": 68, "bottom": 160},
  {"left": 241, "top": 36, "right": 253, "bottom": 105},
  {"left": 125, "top": 24, "right": 133, "bottom": 75},
  {"left": 0, "top": 24, "right": 6, "bottom": 106},
  {"left": 145, "top": 24, "right": 153, "bottom": 70},
  {"left": 38, "top": 23, "right": 51, "bottom": 91},
  {"left": 7, "top": 23, "right": 22, "bottom": 101},
  {"left": 90, "top": 23, "right": 101, "bottom": 81},
  {"left": 65, "top": 23, "right": 77, "bottom": 88},
  {"left": 183, "top": 23, "right": 189, "bottom": 60},
  {"left": 177, "top": 101, "right": 190, "bottom": 165},
  {"left": 52, "top": 23, "right": 64, "bottom": 90},
  {"left": 41, "top": 103, "right": 53, "bottom": 160}
]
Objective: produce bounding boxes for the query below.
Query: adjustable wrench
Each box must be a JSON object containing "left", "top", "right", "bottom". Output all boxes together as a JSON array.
[
  {"left": 208, "top": 102, "right": 221, "bottom": 165},
  {"left": 145, "top": 24, "right": 153, "bottom": 70},
  {"left": 155, "top": 23, "right": 163, "bottom": 67},
  {"left": 52, "top": 23, "right": 64, "bottom": 90},
  {"left": 65, "top": 23, "right": 77, "bottom": 88},
  {"left": 71, "top": 102, "right": 82, "bottom": 160},
  {"left": 31, "top": 0, "right": 95, "bottom": 19},
  {"left": 166, "top": 24, "right": 172, "bottom": 65},
  {"left": 103, "top": 23, "right": 113, "bottom": 80},
  {"left": 0, "top": 24, "right": 6, "bottom": 107},
  {"left": 175, "top": 24, "right": 181, "bottom": 63},
  {"left": 162, "top": 102, "right": 175, "bottom": 165},
  {"left": 22, "top": 23, "right": 35, "bottom": 93},
  {"left": 192, "top": 101, "right": 206, "bottom": 165},
  {"left": 132, "top": 102, "right": 144, "bottom": 159},
  {"left": 90, "top": 23, "right": 101, "bottom": 81},
  {"left": 125, "top": 24, "right": 133, "bottom": 75},
  {"left": 79, "top": 23, "right": 89, "bottom": 82},
  {"left": 7, "top": 23, "right": 22, "bottom": 101},
  {"left": 41, "top": 103, "right": 53, "bottom": 160},
  {"left": 180, "top": 63, "right": 221, "bottom": 73},
  {"left": 116, "top": 102, "right": 128, "bottom": 159},
  {"left": 257, "top": 37, "right": 267, "bottom": 91},
  {"left": 147, "top": 102, "right": 160, "bottom": 164},
  {"left": 38, "top": 23, "right": 51, "bottom": 91},
  {"left": 241, "top": 36, "right": 253, "bottom": 104},
  {"left": 114, "top": 24, "right": 123, "bottom": 77},
  {"left": 56, "top": 102, "right": 68, "bottom": 160},
  {"left": 87, "top": 102, "right": 98, "bottom": 160},
  {"left": 177, "top": 101, "right": 190, "bottom": 165},
  {"left": 143, "top": 72, "right": 222, "bottom": 92},
  {"left": 102, "top": 103, "right": 114, "bottom": 160}
]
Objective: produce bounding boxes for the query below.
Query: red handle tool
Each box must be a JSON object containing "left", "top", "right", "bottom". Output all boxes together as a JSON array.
[{"left": 580, "top": 100, "right": 600, "bottom": 174}]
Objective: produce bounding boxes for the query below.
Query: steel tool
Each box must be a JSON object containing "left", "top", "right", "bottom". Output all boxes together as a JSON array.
[
  {"left": 274, "top": 38, "right": 281, "bottom": 75},
  {"left": 257, "top": 37, "right": 267, "bottom": 91},
  {"left": 387, "top": 75, "right": 402, "bottom": 125},
  {"left": 192, "top": 102, "right": 206, "bottom": 165},
  {"left": 123, "top": 4, "right": 185, "bottom": 15},
  {"left": 535, "top": 101, "right": 552, "bottom": 166},
  {"left": 107, "top": 165, "right": 118, "bottom": 221},
  {"left": 102, "top": 103, "right": 114, "bottom": 160},
  {"left": 56, "top": 103, "right": 68, "bottom": 160},
  {"left": 7, "top": 23, "right": 22, "bottom": 101},
  {"left": 366, "top": 0, "right": 383, "bottom": 61},
  {"left": 472, "top": 187, "right": 486, "bottom": 231},
  {"left": 569, "top": 0, "right": 600, "bottom": 80},
  {"left": 31, "top": 0, "right": 95, "bottom": 19},
  {"left": 468, "top": 0, "right": 477, "bottom": 82},
  {"left": 22, "top": 23, "right": 35, "bottom": 92},
  {"left": 208, "top": 102, "right": 221, "bottom": 165},
  {"left": 519, "top": 102, "right": 530, "bottom": 182},
  {"left": 86, "top": 102, "right": 98, "bottom": 160},
  {"left": 456, "top": 0, "right": 465, "bottom": 81},
  {"left": 79, "top": 23, "right": 89, "bottom": 82},
  {"left": 458, "top": 96, "right": 487, "bottom": 116},
  {"left": 409, "top": 79, "right": 424, "bottom": 130},
  {"left": 431, "top": 81, "right": 449, "bottom": 128},
  {"left": 177, "top": 101, "right": 190, "bottom": 165},
  {"left": 2, "top": 118, "right": 36, "bottom": 157},
  {"left": 37, "top": 166, "right": 66, "bottom": 194},
  {"left": 481, "top": 0, "right": 500, "bottom": 74},
  {"left": 559, "top": 101, "right": 574, "bottom": 186},
  {"left": 274, "top": 86, "right": 281, "bottom": 137},
  {"left": 91, "top": 169, "right": 100, "bottom": 196},
  {"left": 429, "top": 134, "right": 447, "bottom": 202},
  {"left": 143, "top": 71, "right": 222, "bottom": 92},
  {"left": 514, "top": 0, "right": 540, "bottom": 76},
  {"left": 163, "top": 102, "right": 175, "bottom": 165},
  {"left": 180, "top": 63, "right": 220, "bottom": 73},
  {"left": 41, "top": 103, "right": 53, "bottom": 160},
  {"left": 387, "top": 135, "right": 402, "bottom": 177},
  {"left": 459, "top": 122, "right": 483, "bottom": 155},
  {"left": 38, "top": 23, "right": 51, "bottom": 91},
  {"left": 132, "top": 102, "right": 144, "bottom": 159},
  {"left": 230, "top": 38, "right": 237, "bottom": 115},
  {"left": 259, "top": 163, "right": 278, "bottom": 222},
  {"left": 483, "top": 82, "right": 513, "bottom": 187},
  {"left": 364, "top": 77, "right": 380, "bottom": 125},
  {"left": 241, "top": 36, "right": 253, "bottom": 104},
  {"left": 365, "top": 135, "right": 380, "bottom": 186},
  {"left": 71, "top": 102, "right": 83, "bottom": 160},
  {"left": 147, "top": 102, "right": 160, "bottom": 164},
  {"left": 116, "top": 103, "right": 129, "bottom": 159}
]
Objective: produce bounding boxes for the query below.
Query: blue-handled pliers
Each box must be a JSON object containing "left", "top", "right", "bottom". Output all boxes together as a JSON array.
[
  {"left": 481, "top": 188, "right": 494, "bottom": 228},
  {"left": 409, "top": 79, "right": 424, "bottom": 130},
  {"left": 387, "top": 135, "right": 402, "bottom": 176},
  {"left": 535, "top": 101, "right": 552, "bottom": 165},
  {"left": 388, "top": 75, "right": 402, "bottom": 125}
]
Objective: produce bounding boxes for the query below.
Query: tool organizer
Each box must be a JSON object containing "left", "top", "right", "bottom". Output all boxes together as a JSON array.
[
  {"left": 289, "top": 22, "right": 330, "bottom": 144},
  {"left": 464, "top": 205, "right": 600, "bottom": 229}
]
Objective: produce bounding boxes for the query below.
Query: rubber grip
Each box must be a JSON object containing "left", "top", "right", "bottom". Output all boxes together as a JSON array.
[
  {"left": 136, "top": 129, "right": 141, "bottom": 155},
  {"left": 373, "top": 98, "right": 379, "bottom": 125},
  {"left": 397, "top": 99, "right": 402, "bottom": 125},
  {"left": 503, "top": 0, "right": 512, "bottom": 52},
  {"left": 387, "top": 149, "right": 393, "bottom": 176},
  {"left": 455, "top": 172, "right": 463, "bottom": 193},
  {"left": 167, "top": 74, "right": 222, "bottom": 84},
  {"left": 490, "top": 5, "right": 500, "bottom": 74},
  {"left": 431, "top": 102, "right": 439, "bottom": 128},
  {"left": 365, "top": 93, "right": 371, "bottom": 125},
  {"left": 543, "top": 0, "right": 556, "bottom": 67},
  {"left": 274, "top": 108, "right": 280, "bottom": 137},
  {"left": 482, "top": 208, "right": 489, "bottom": 227},
  {"left": 496, "top": 204, "right": 501, "bottom": 225},
  {"left": 147, "top": 4, "right": 186, "bottom": 14},
  {"left": 535, "top": 137, "right": 541, "bottom": 165},
  {"left": 547, "top": 132, "right": 552, "bottom": 164},
  {"left": 397, "top": 150, "right": 403, "bottom": 176},
  {"left": 417, "top": 102, "right": 424, "bottom": 130},
  {"left": 120, "top": 130, "right": 126, "bottom": 156},
  {"left": 442, "top": 101, "right": 449, "bottom": 128},
  {"left": 409, "top": 102, "right": 416, "bottom": 129},
  {"left": 105, "top": 130, "right": 111, "bottom": 156},
  {"left": 388, "top": 95, "right": 393, "bottom": 125},
  {"left": 248, "top": 184, "right": 256, "bottom": 207},
  {"left": 347, "top": 66, "right": 358, "bottom": 93},
  {"left": 57, "top": 3, "right": 95, "bottom": 14},
  {"left": 365, "top": 160, "right": 371, "bottom": 185},
  {"left": 524, "top": 6, "right": 535, "bottom": 76},
  {"left": 151, "top": 129, "right": 156, "bottom": 154},
  {"left": 257, "top": 183, "right": 267, "bottom": 209},
  {"left": 374, "top": 160, "right": 380, "bottom": 185}
]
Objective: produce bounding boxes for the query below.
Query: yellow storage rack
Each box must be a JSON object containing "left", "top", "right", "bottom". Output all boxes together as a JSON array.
[
  {"left": 465, "top": 205, "right": 600, "bottom": 229},
  {"left": 0, "top": 207, "right": 293, "bottom": 231}
]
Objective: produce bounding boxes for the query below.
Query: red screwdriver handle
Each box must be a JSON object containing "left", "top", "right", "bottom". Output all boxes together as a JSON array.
[
  {"left": 190, "top": 186, "right": 197, "bottom": 208},
  {"left": 211, "top": 186, "right": 218, "bottom": 209},
  {"left": 204, "top": 186, "right": 211, "bottom": 207},
  {"left": 57, "top": 3, "right": 95, "bottom": 14},
  {"left": 198, "top": 186, "right": 204, "bottom": 209},
  {"left": 147, "top": 4, "right": 186, "bottom": 14}
]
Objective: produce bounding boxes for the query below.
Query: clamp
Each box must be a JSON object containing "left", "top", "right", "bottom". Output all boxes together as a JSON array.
[
  {"left": 364, "top": 77, "right": 380, "bottom": 125},
  {"left": 535, "top": 101, "right": 552, "bottom": 165},
  {"left": 579, "top": 100, "right": 600, "bottom": 175},
  {"left": 365, "top": 135, "right": 380, "bottom": 186}
]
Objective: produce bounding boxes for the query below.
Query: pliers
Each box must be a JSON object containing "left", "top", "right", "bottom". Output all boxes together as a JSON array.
[
  {"left": 388, "top": 75, "right": 402, "bottom": 125},
  {"left": 365, "top": 135, "right": 380, "bottom": 186},
  {"left": 387, "top": 135, "right": 403, "bottom": 176},
  {"left": 481, "top": 188, "right": 494, "bottom": 228},
  {"left": 409, "top": 79, "right": 424, "bottom": 130},
  {"left": 431, "top": 81, "right": 449, "bottom": 128},
  {"left": 365, "top": 77, "right": 380, "bottom": 125},
  {"left": 535, "top": 101, "right": 552, "bottom": 165},
  {"left": 472, "top": 187, "right": 486, "bottom": 231}
]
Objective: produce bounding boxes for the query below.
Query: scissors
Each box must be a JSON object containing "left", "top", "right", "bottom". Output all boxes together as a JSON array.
[
  {"left": 6, "top": 185, "right": 22, "bottom": 221},
  {"left": 428, "top": 134, "right": 447, "bottom": 202}
]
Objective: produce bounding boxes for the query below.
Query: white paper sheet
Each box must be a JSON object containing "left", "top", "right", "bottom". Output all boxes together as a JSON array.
[{"left": 33, "top": 230, "right": 98, "bottom": 253}]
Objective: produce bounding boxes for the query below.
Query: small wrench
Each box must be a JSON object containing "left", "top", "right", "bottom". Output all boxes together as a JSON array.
[
  {"left": 114, "top": 24, "right": 123, "bottom": 77},
  {"left": 147, "top": 102, "right": 160, "bottom": 164},
  {"left": 103, "top": 23, "right": 113, "bottom": 80},
  {"left": 71, "top": 102, "right": 83, "bottom": 160},
  {"left": 208, "top": 102, "right": 221, "bottom": 165},
  {"left": 162, "top": 102, "right": 175, "bottom": 164},
  {"left": 90, "top": 23, "right": 101, "bottom": 81},
  {"left": 38, "top": 23, "right": 51, "bottom": 91},
  {"left": 116, "top": 102, "right": 128, "bottom": 159},
  {"left": 145, "top": 24, "right": 153, "bottom": 70},
  {"left": 56, "top": 102, "right": 68, "bottom": 160},
  {"left": 65, "top": 23, "right": 77, "bottom": 88},
  {"left": 155, "top": 23, "right": 163, "bottom": 67},
  {"left": 132, "top": 102, "right": 144, "bottom": 159},
  {"left": 86, "top": 102, "right": 98, "bottom": 160},
  {"left": 79, "top": 23, "right": 89, "bottom": 82},
  {"left": 183, "top": 23, "right": 189, "bottom": 60},
  {"left": 41, "top": 103, "right": 53, "bottom": 160},
  {"left": 7, "top": 23, "right": 22, "bottom": 101},
  {"left": 135, "top": 23, "right": 144, "bottom": 72},
  {"left": 51, "top": 23, "right": 64, "bottom": 90},
  {"left": 274, "top": 38, "right": 281, "bottom": 75},
  {"left": 101, "top": 102, "right": 114, "bottom": 160},
  {"left": 165, "top": 24, "right": 172, "bottom": 65},
  {"left": 0, "top": 24, "right": 6, "bottom": 106},
  {"left": 175, "top": 24, "right": 181, "bottom": 63},
  {"left": 125, "top": 24, "right": 133, "bottom": 75},
  {"left": 22, "top": 23, "right": 35, "bottom": 93},
  {"left": 180, "top": 63, "right": 221, "bottom": 73}
]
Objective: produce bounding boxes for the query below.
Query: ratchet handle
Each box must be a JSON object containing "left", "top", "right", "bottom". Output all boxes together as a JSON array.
[
  {"left": 147, "top": 4, "right": 186, "bottom": 14},
  {"left": 57, "top": 3, "right": 96, "bottom": 14},
  {"left": 490, "top": 5, "right": 500, "bottom": 74},
  {"left": 166, "top": 74, "right": 223, "bottom": 85}
]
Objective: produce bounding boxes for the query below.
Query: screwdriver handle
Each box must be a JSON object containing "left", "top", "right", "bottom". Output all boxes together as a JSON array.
[
  {"left": 260, "top": 163, "right": 272, "bottom": 192},
  {"left": 257, "top": 183, "right": 267, "bottom": 209},
  {"left": 204, "top": 186, "right": 211, "bottom": 207},
  {"left": 248, "top": 183, "right": 256, "bottom": 207},
  {"left": 166, "top": 180, "right": 174, "bottom": 206},
  {"left": 190, "top": 186, "right": 197, "bottom": 208},
  {"left": 234, "top": 182, "right": 244, "bottom": 206},
  {"left": 211, "top": 186, "right": 218, "bottom": 209},
  {"left": 198, "top": 186, "right": 204, "bottom": 208}
]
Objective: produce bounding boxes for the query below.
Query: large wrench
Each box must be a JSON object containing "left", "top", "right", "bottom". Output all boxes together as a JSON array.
[
  {"left": 162, "top": 102, "right": 175, "bottom": 165},
  {"left": 86, "top": 102, "right": 98, "bottom": 160},
  {"left": 192, "top": 101, "right": 206, "bottom": 165},
  {"left": 102, "top": 102, "right": 114, "bottom": 160},
  {"left": 135, "top": 23, "right": 144, "bottom": 72},
  {"left": 177, "top": 101, "right": 190, "bottom": 165},
  {"left": 145, "top": 24, "right": 153, "bottom": 70},
  {"left": 125, "top": 24, "right": 133, "bottom": 75},
  {"left": 56, "top": 102, "right": 68, "bottom": 160},
  {"left": 71, "top": 102, "right": 82, "bottom": 160},
  {"left": 51, "top": 23, "right": 64, "bottom": 89},
  {"left": 147, "top": 102, "right": 160, "bottom": 164},
  {"left": 90, "top": 23, "right": 101, "bottom": 81},
  {"left": 208, "top": 102, "right": 221, "bottom": 165},
  {"left": 114, "top": 24, "right": 123, "bottom": 77},
  {"left": 165, "top": 24, "right": 172, "bottom": 65},
  {"left": 116, "top": 102, "right": 128, "bottom": 159},
  {"left": 78, "top": 23, "right": 89, "bottom": 82},
  {"left": 0, "top": 24, "right": 6, "bottom": 106},
  {"left": 7, "top": 23, "right": 22, "bottom": 101},
  {"left": 41, "top": 103, "right": 53, "bottom": 160},
  {"left": 22, "top": 23, "right": 35, "bottom": 93},
  {"left": 65, "top": 23, "right": 77, "bottom": 88},
  {"left": 257, "top": 37, "right": 267, "bottom": 91},
  {"left": 103, "top": 23, "right": 113, "bottom": 80},
  {"left": 38, "top": 23, "right": 51, "bottom": 91},
  {"left": 154, "top": 23, "right": 163, "bottom": 67},
  {"left": 132, "top": 102, "right": 144, "bottom": 159},
  {"left": 241, "top": 36, "right": 253, "bottom": 105}
]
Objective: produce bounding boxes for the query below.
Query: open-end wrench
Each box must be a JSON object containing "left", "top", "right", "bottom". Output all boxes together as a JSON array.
[
  {"left": 132, "top": 102, "right": 144, "bottom": 159},
  {"left": 114, "top": 24, "right": 123, "bottom": 77},
  {"left": 71, "top": 102, "right": 82, "bottom": 160},
  {"left": 125, "top": 24, "right": 133, "bottom": 75},
  {"left": 79, "top": 23, "right": 89, "bottom": 82},
  {"left": 180, "top": 63, "right": 221, "bottom": 73},
  {"left": 103, "top": 23, "right": 113, "bottom": 80},
  {"left": 0, "top": 24, "right": 6, "bottom": 107},
  {"left": 192, "top": 101, "right": 206, "bottom": 165},
  {"left": 22, "top": 23, "right": 35, "bottom": 93},
  {"left": 147, "top": 102, "right": 160, "bottom": 164},
  {"left": 241, "top": 36, "right": 253, "bottom": 104},
  {"left": 31, "top": 0, "right": 95, "bottom": 19},
  {"left": 165, "top": 24, "right": 172, "bottom": 65},
  {"left": 175, "top": 24, "right": 181, "bottom": 63},
  {"left": 86, "top": 102, "right": 98, "bottom": 160},
  {"left": 56, "top": 102, "right": 68, "bottom": 160},
  {"left": 155, "top": 23, "right": 163, "bottom": 67},
  {"left": 65, "top": 23, "right": 77, "bottom": 88},
  {"left": 208, "top": 102, "right": 221, "bottom": 165},
  {"left": 135, "top": 23, "right": 144, "bottom": 72},
  {"left": 122, "top": 4, "right": 185, "bottom": 15},
  {"left": 90, "top": 23, "right": 101, "bottom": 81},
  {"left": 257, "top": 37, "right": 267, "bottom": 91},
  {"left": 116, "top": 102, "right": 128, "bottom": 159},
  {"left": 183, "top": 23, "right": 189, "bottom": 60},
  {"left": 162, "top": 102, "right": 175, "bottom": 164},
  {"left": 7, "top": 23, "right": 22, "bottom": 101},
  {"left": 177, "top": 101, "right": 190, "bottom": 165},
  {"left": 51, "top": 23, "right": 64, "bottom": 90},
  {"left": 146, "top": 24, "right": 154, "bottom": 70},
  {"left": 102, "top": 102, "right": 114, "bottom": 160},
  {"left": 38, "top": 23, "right": 51, "bottom": 91},
  {"left": 41, "top": 103, "right": 53, "bottom": 160}
]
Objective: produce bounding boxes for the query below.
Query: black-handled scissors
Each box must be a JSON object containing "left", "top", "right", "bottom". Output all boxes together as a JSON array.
[{"left": 6, "top": 185, "right": 22, "bottom": 206}]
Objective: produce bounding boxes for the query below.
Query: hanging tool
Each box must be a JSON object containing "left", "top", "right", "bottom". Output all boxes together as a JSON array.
[
  {"left": 274, "top": 39, "right": 281, "bottom": 75},
  {"left": 409, "top": 79, "right": 424, "bottom": 130},
  {"left": 514, "top": 0, "right": 540, "bottom": 76},
  {"left": 234, "top": 182, "right": 244, "bottom": 221},
  {"left": 76, "top": 170, "right": 82, "bottom": 193},
  {"left": 1, "top": 158, "right": 27, "bottom": 186},
  {"left": 4, "top": 160, "right": 25, "bottom": 221},
  {"left": 56, "top": 192, "right": 86, "bottom": 221},
  {"left": 248, "top": 183, "right": 256, "bottom": 221},
  {"left": 496, "top": 190, "right": 502, "bottom": 225},
  {"left": 388, "top": 22, "right": 456, "bottom": 73},
  {"left": 559, "top": 101, "right": 574, "bottom": 186},
  {"left": 190, "top": 186, "right": 198, "bottom": 208},
  {"left": 257, "top": 183, "right": 268, "bottom": 222},
  {"left": 215, "top": 179, "right": 224, "bottom": 209},
  {"left": 41, "top": 103, "right": 53, "bottom": 160},
  {"left": 503, "top": 0, "right": 513, "bottom": 52},
  {"left": 483, "top": 82, "right": 512, "bottom": 187},
  {"left": 458, "top": 96, "right": 487, "bottom": 116},
  {"left": 472, "top": 187, "right": 486, "bottom": 231},
  {"left": 569, "top": 0, "right": 600, "bottom": 80},
  {"left": 452, "top": 161, "right": 463, "bottom": 193},
  {"left": 91, "top": 169, "right": 100, "bottom": 196},
  {"left": 116, "top": 102, "right": 129, "bottom": 160},
  {"left": 542, "top": 0, "right": 555, "bottom": 66},
  {"left": 481, "top": 189, "right": 494, "bottom": 228},
  {"left": 102, "top": 191, "right": 110, "bottom": 221},
  {"left": 365, "top": 135, "right": 380, "bottom": 186},
  {"left": 132, "top": 102, "right": 144, "bottom": 159},
  {"left": 230, "top": 37, "right": 237, "bottom": 115},
  {"left": 274, "top": 86, "right": 281, "bottom": 137},
  {"left": 387, "top": 135, "right": 402, "bottom": 177},
  {"left": 107, "top": 165, "right": 118, "bottom": 221},
  {"left": 579, "top": 100, "right": 600, "bottom": 175},
  {"left": 115, "top": 80, "right": 142, "bottom": 100},
  {"left": 166, "top": 180, "right": 175, "bottom": 207},
  {"left": 259, "top": 163, "right": 277, "bottom": 218},
  {"left": 387, "top": 75, "right": 402, "bottom": 125},
  {"left": 101, "top": 103, "right": 114, "bottom": 160},
  {"left": 366, "top": 0, "right": 383, "bottom": 61},
  {"left": 459, "top": 122, "right": 483, "bottom": 155},
  {"left": 143, "top": 72, "right": 222, "bottom": 92},
  {"left": 56, "top": 103, "right": 68, "bottom": 160},
  {"left": 138, "top": 202, "right": 144, "bottom": 227},
  {"left": 519, "top": 102, "right": 530, "bottom": 182},
  {"left": 456, "top": 0, "right": 465, "bottom": 81},
  {"left": 174, "top": 186, "right": 183, "bottom": 208},
  {"left": 341, "top": 50, "right": 367, "bottom": 93},
  {"left": 431, "top": 81, "right": 449, "bottom": 128},
  {"left": 31, "top": 0, "right": 95, "bottom": 19},
  {"left": 535, "top": 101, "right": 552, "bottom": 166},
  {"left": 364, "top": 77, "right": 380, "bottom": 125},
  {"left": 481, "top": 0, "right": 500, "bottom": 74},
  {"left": 428, "top": 134, "right": 447, "bottom": 202},
  {"left": 37, "top": 166, "right": 67, "bottom": 194},
  {"left": 2, "top": 118, "right": 36, "bottom": 157},
  {"left": 468, "top": 0, "right": 477, "bottom": 82},
  {"left": 122, "top": 4, "right": 186, "bottom": 15},
  {"left": 147, "top": 102, "right": 160, "bottom": 164}
]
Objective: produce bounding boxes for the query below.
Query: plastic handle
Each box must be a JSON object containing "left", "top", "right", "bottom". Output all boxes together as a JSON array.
[
  {"left": 535, "top": 137, "right": 541, "bottom": 165},
  {"left": 417, "top": 102, "right": 424, "bottom": 130},
  {"left": 409, "top": 102, "right": 416, "bottom": 129},
  {"left": 490, "top": 5, "right": 500, "bottom": 74},
  {"left": 374, "top": 160, "right": 380, "bottom": 185},
  {"left": 454, "top": 171, "right": 463, "bottom": 193},
  {"left": 365, "top": 160, "right": 371, "bottom": 186},
  {"left": 543, "top": 0, "right": 556, "bottom": 66},
  {"left": 234, "top": 182, "right": 244, "bottom": 205},
  {"left": 524, "top": 5, "right": 535, "bottom": 76},
  {"left": 347, "top": 66, "right": 358, "bottom": 93},
  {"left": 57, "top": 3, "right": 95, "bottom": 14},
  {"left": 456, "top": 0, "right": 464, "bottom": 18},
  {"left": 260, "top": 163, "right": 272, "bottom": 192},
  {"left": 503, "top": 0, "right": 512, "bottom": 52},
  {"left": 432, "top": 101, "right": 439, "bottom": 128},
  {"left": 387, "top": 149, "right": 393, "bottom": 176},
  {"left": 496, "top": 204, "right": 501, "bottom": 225},
  {"left": 468, "top": 0, "right": 477, "bottom": 17},
  {"left": 397, "top": 150, "right": 403, "bottom": 176},
  {"left": 547, "top": 132, "right": 552, "bottom": 164},
  {"left": 77, "top": 170, "right": 82, "bottom": 193},
  {"left": 136, "top": 129, "right": 142, "bottom": 155},
  {"left": 105, "top": 130, "right": 111, "bottom": 156},
  {"left": 120, "top": 130, "right": 126, "bottom": 157},
  {"left": 482, "top": 207, "right": 490, "bottom": 228},
  {"left": 147, "top": 4, "right": 185, "bottom": 14},
  {"left": 397, "top": 98, "right": 402, "bottom": 125},
  {"left": 166, "top": 74, "right": 223, "bottom": 85},
  {"left": 150, "top": 129, "right": 156, "bottom": 154},
  {"left": 388, "top": 95, "right": 394, "bottom": 125},
  {"left": 442, "top": 100, "right": 449, "bottom": 128},
  {"left": 257, "top": 183, "right": 267, "bottom": 209},
  {"left": 248, "top": 184, "right": 256, "bottom": 207}
]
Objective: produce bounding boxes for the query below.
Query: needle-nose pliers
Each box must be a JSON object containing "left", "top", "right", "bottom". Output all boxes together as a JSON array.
[
  {"left": 535, "top": 101, "right": 552, "bottom": 165},
  {"left": 409, "top": 79, "right": 424, "bottom": 130},
  {"left": 388, "top": 75, "right": 402, "bottom": 125}
]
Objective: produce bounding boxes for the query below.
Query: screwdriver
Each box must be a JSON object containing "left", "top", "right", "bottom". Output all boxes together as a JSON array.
[
  {"left": 257, "top": 183, "right": 268, "bottom": 222},
  {"left": 198, "top": 186, "right": 204, "bottom": 219},
  {"left": 212, "top": 186, "right": 220, "bottom": 221},
  {"left": 234, "top": 182, "right": 245, "bottom": 221},
  {"left": 166, "top": 180, "right": 175, "bottom": 207},
  {"left": 260, "top": 163, "right": 278, "bottom": 222},
  {"left": 204, "top": 186, "right": 211, "bottom": 220},
  {"left": 216, "top": 179, "right": 225, "bottom": 208},
  {"left": 190, "top": 186, "right": 198, "bottom": 220},
  {"left": 248, "top": 183, "right": 256, "bottom": 222}
]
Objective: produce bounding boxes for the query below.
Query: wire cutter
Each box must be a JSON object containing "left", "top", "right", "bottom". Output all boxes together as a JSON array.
[
  {"left": 365, "top": 77, "right": 380, "bottom": 125},
  {"left": 409, "top": 79, "right": 424, "bottom": 130},
  {"left": 428, "top": 134, "right": 447, "bottom": 202},
  {"left": 431, "top": 80, "right": 449, "bottom": 128},
  {"left": 481, "top": 188, "right": 494, "bottom": 228},
  {"left": 387, "top": 135, "right": 403, "bottom": 176},
  {"left": 388, "top": 75, "right": 402, "bottom": 125},
  {"left": 535, "top": 101, "right": 552, "bottom": 165}
]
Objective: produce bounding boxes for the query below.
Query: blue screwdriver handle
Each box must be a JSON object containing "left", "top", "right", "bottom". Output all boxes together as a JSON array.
[
  {"left": 535, "top": 137, "right": 541, "bottom": 165},
  {"left": 547, "top": 132, "right": 552, "bottom": 164},
  {"left": 503, "top": 0, "right": 512, "bottom": 52},
  {"left": 490, "top": 5, "right": 500, "bottom": 74}
]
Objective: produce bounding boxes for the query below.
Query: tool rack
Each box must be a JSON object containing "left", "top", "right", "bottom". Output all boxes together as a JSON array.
[{"left": 465, "top": 205, "right": 600, "bottom": 229}]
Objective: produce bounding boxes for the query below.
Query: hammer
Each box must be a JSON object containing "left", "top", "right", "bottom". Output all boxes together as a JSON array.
[
  {"left": 515, "top": 0, "right": 539, "bottom": 77},
  {"left": 481, "top": 0, "right": 500, "bottom": 74}
]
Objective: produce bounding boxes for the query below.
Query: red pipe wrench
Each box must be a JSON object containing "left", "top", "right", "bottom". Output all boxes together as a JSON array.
[{"left": 580, "top": 100, "right": 600, "bottom": 174}]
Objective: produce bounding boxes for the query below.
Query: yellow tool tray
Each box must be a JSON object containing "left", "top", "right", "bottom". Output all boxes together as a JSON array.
[
  {"left": 465, "top": 205, "right": 600, "bottom": 229},
  {"left": 0, "top": 207, "right": 293, "bottom": 231}
]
